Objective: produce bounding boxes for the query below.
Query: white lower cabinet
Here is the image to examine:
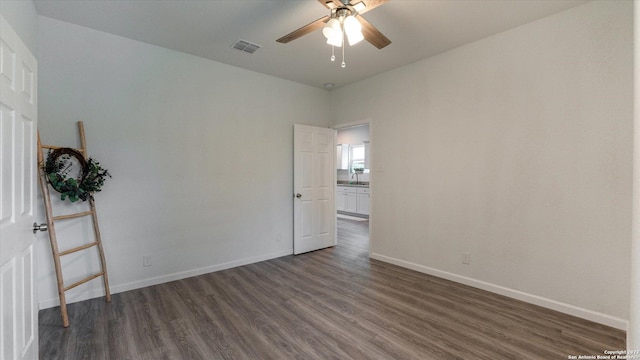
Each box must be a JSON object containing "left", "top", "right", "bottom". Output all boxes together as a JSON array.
[
  {"left": 336, "top": 186, "right": 357, "bottom": 212},
  {"left": 345, "top": 193, "right": 357, "bottom": 213},
  {"left": 357, "top": 189, "right": 370, "bottom": 215},
  {"left": 337, "top": 186, "right": 369, "bottom": 215},
  {"left": 336, "top": 190, "right": 346, "bottom": 211}
]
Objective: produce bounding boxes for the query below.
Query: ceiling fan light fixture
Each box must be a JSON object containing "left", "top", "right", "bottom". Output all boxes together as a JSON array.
[
  {"left": 275, "top": 0, "right": 392, "bottom": 67},
  {"left": 327, "top": 34, "right": 343, "bottom": 47},
  {"left": 344, "top": 15, "right": 364, "bottom": 46},
  {"left": 346, "top": 31, "right": 364, "bottom": 46},
  {"left": 322, "top": 18, "right": 341, "bottom": 40}
]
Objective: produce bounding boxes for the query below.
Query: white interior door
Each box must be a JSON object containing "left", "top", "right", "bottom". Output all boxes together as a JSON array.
[
  {"left": 0, "top": 15, "right": 38, "bottom": 360},
  {"left": 293, "top": 124, "right": 336, "bottom": 255}
]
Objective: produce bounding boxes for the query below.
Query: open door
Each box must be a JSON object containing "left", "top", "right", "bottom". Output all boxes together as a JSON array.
[
  {"left": 293, "top": 125, "right": 336, "bottom": 255},
  {"left": 0, "top": 15, "right": 39, "bottom": 360}
]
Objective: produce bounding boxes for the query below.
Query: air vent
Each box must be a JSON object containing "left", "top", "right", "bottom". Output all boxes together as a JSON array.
[{"left": 231, "top": 39, "right": 261, "bottom": 54}]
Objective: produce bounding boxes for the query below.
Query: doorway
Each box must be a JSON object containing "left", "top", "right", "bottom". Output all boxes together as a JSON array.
[{"left": 334, "top": 122, "right": 371, "bottom": 253}]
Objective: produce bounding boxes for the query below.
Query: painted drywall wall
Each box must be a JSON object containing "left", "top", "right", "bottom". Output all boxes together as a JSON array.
[
  {"left": 332, "top": 0, "right": 633, "bottom": 327},
  {"left": 36, "top": 16, "right": 332, "bottom": 307},
  {"left": 337, "top": 125, "right": 369, "bottom": 146},
  {"left": 630, "top": 0, "right": 639, "bottom": 350},
  {"left": 0, "top": 0, "right": 37, "bottom": 56}
]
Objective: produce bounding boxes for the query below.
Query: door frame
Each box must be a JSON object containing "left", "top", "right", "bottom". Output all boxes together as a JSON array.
[{"left": 334, "top": 119, "right": 372, "bottom": 255}]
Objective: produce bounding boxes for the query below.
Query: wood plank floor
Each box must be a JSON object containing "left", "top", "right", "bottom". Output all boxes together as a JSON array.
[{"left": 39, "top": 218, "right": 626, "bottom": 359}]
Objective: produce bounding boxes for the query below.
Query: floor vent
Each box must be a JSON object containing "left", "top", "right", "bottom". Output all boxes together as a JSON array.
[{"left": 231, "top": 39, "right": 261, "bottom": 54}]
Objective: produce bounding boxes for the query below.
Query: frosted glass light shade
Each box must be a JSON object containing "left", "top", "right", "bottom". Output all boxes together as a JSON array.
[
  {"left": 346, "top": 29, "right": 364, "bottom": 46},
  {"left": 322, "top": 18, "right": 341, "bottom": 39},
  {"left": 327, "top": 34, "right": 343, "bottom": 47},
  {"left": 344, "top": 16, "right": 364, "bottom": 46}
]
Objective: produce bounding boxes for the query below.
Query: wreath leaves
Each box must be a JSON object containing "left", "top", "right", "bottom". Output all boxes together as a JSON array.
[{"left": 44, "top": 148, "right": 111, "bottom": 202}]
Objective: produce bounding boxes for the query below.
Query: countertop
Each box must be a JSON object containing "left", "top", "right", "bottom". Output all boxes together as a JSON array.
[{"left": 337, "top": 182, "right": 369, "bottom": 188}]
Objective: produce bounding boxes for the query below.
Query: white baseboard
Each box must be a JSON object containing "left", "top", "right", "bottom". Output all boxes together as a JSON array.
[
  {"left": 370, "top": 252, "right": 628, "bottom": 331},
  {"left": 38, "top": 249, "right": 293, "bottom": 309}
]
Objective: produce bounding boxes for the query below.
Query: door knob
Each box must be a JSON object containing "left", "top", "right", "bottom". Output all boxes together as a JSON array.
[
  {"left": 295, "top": 193, "right": 302, "bottom": 199},
  {"left": 33, "top": 222, "right": 48, "bottom": 234}
]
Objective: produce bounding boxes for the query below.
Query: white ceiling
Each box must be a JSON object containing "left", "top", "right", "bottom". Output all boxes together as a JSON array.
[{"left": 33, "top": 0, "right": 589, "bottom": 90}]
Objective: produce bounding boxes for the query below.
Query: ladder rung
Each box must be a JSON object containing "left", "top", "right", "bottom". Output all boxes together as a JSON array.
[
  {"left": 53, "top": 210, "right": 94, "bottom": 221},
  {"left": 41, "top": 144, "right": 85, "bottom": 154},
  {"left": 63, "top": 272, "right": 104, "bottom": 292},
  {"left": 58, "top": 241, "right": 99, "bottom": 256}
]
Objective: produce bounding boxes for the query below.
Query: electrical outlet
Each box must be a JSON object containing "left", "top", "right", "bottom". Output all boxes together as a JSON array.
[
  {"left": 462, "top": 253, "right": 471, "bottom": 265},
  {"left": 143, "top": 256, "right": 152, "bottom": 267}
]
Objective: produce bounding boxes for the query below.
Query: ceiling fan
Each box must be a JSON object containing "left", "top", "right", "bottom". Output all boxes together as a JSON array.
[{"left": 276, "top": 0, "right": 391, "bottom": 50}]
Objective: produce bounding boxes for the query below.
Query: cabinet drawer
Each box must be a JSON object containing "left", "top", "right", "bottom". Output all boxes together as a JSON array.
[
  {"left": 357, "top": 188, "right": 370, "bottom": 194},
  {"left": 337, "top": 186, "right": 357, "bottom": 193}
]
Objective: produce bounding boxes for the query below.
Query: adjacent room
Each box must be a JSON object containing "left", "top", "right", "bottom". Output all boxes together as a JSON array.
[{"left": 1, "top": 0, "right": 638, "bottom": 359}]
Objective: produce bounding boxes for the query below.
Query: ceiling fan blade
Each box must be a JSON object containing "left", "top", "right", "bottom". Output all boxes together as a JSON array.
[
  {"left": 352, "top": 0, "right": 389, "bottom": 15},
  {"left": 319, "top": 0, "right": 388, "bottom": 13},
  {"left": 357, "top": 16, "right": 391, "bottom": 49},
  {"left": 356, "top": 0, "right": 388, "bottom": 15},
  {"left": 276, "top": 15, "right": 330, "bottom": 43},
  {"left": 317, "top": 0, "right": 338, "bottom": 9}
]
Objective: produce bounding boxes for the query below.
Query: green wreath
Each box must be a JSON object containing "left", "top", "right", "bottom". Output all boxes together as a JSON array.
[{"left": 44, "top": 148, "right": 111, "bottom": 202}]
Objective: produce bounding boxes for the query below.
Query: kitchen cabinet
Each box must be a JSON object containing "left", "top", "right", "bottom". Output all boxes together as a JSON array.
[
  {"left": 356, "top": 187, "right": 370, "bottom": 215},
  {"left": 336, "top": 188, "right": 346, "bottom": 211},
  {"left": 337, "top": 186, "right": 368, "bottom": 215},
  {"left": 336, "top": 186, "right": 357, "bottom": 212}
]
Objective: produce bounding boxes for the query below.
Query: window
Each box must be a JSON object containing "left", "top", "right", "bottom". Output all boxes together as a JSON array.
[{"left": 350, "top": 145, "right": 366, "bottom": 173}]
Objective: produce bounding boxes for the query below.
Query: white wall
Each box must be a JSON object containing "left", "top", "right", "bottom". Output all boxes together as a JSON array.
[
  {"left": 630, "top": 0, "right": 640, "bottom": 350},
  {"left": 332, "top": 0, "right": 633, "bottom": 328},
  {"left": 36, "top": 16, "right": 332, "bottom": 307},
  {"left": 0, "top": 0, "right": 37, "bottom": 56},
  {"left": 337, "top": 125, "right": 369, "bottom": 146}
]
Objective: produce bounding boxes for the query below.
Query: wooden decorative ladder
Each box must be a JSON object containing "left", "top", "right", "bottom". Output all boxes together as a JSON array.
[{"left": 36, "top": 121, "right": 111, "bottom": 327}]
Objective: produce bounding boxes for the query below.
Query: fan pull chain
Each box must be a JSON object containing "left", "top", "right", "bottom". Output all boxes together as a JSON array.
[
  {"left": 341, "top": 29, "right": 346, "bottom": 68},
  {"left": 331, "top": 46, "right": 336, "bottom": 62}
]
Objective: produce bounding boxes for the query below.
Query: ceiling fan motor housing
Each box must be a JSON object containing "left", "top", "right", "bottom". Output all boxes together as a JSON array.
[{"left": 332, "top": 8, "right": 354, "bottom": 22}]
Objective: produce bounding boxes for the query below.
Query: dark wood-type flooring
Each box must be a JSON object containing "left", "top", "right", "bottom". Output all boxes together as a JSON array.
[{"left": 39, "top": 218, "right": 625, "bottom": 359}]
